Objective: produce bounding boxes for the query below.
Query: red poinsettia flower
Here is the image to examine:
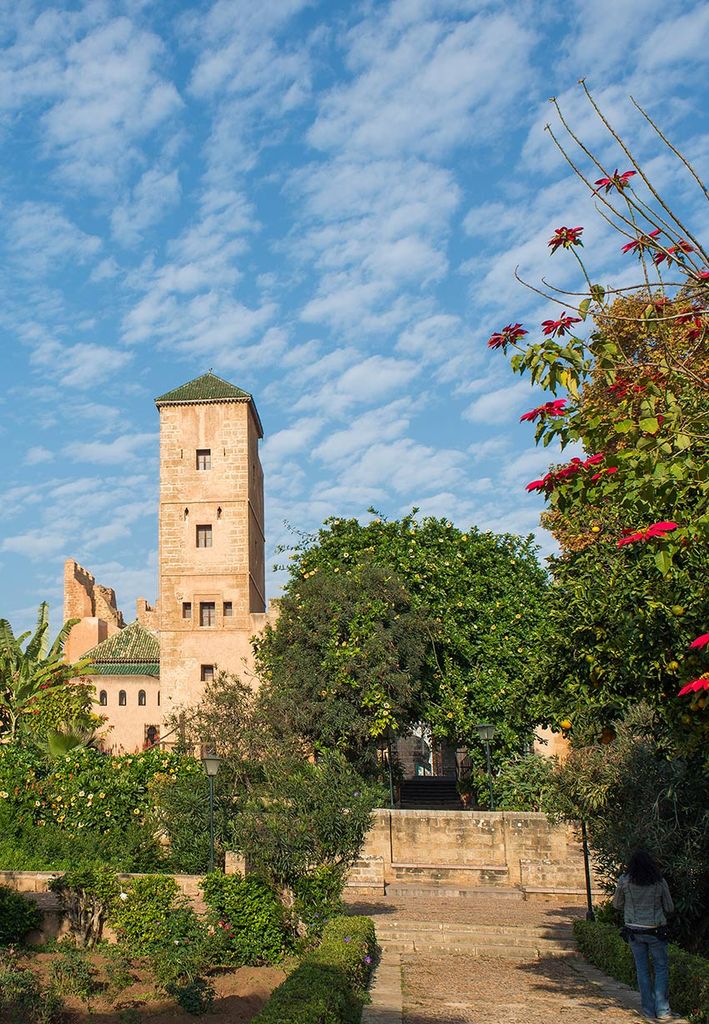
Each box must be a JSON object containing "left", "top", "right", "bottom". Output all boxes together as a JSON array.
[
  {"left": 525, "top": 479, "right": 547, "bottom": 493},
  {"left": 590, "top": 466, "right": 618, "bottom": 482},
  {"left": 698, "top": 271, "right": 709, "bottom": 280},
  {"left": 584, "top": 453, "right": 605, "bottom": 467},
  {"left": 487, "top": 323, "right": 528, "bottom": 350},
  {"left": 621, "top": 228, "right": 661, "bottom": 255},
  {"left": 541, "top": 312, "right": 583, "bottom": 337},
  {"left": 520, "top": 399, "right": 567, "bottom": 422},
  {"left": 617, "top": 520, "right": 679, "bottom": 547},
  {"left": 689, "top": 634, "right": 709, "bottom": 650},
  {"left": 548, "top": 226, "right": 583, "bottom": 254},
  {"left": 644, "top": 521, "right": 679, "bottom": 538},
  {"left": 594, "top": 169, "right": 636, "bottom": 194},
  {"left": 678, "top": 676, "right": 709, "bottom": 697},
  {"left": 654, "top": 240, "right": 695, "bottom": 266}
]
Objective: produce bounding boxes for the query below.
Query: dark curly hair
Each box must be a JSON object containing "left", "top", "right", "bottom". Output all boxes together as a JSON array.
[{"left": 627, "top": 848, "right": 663, "bottom": 886}]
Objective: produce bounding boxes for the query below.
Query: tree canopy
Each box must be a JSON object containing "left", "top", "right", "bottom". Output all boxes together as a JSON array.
[{"left": 260, "top": 512, "right": 551, "bottom": 764}]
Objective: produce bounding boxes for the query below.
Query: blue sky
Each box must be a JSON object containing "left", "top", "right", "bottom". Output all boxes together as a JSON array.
[{"left": 1, "top": 0, "right": 708, "bottom": 632}]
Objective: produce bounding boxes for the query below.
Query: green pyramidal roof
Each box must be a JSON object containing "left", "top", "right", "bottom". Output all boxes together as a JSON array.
[
  {"left": 155, "top": 372, "right": 252, "bottom": 405},
  {"left": 84, "top": 621, "right": 160, "bottom": 678}
]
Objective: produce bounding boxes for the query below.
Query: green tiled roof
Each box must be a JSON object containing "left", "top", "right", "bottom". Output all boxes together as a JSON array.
[
  {"left": 155, "top": 372, "right": 252, "bottom": 405},
  {"left": 90, "top": 662, "right": 159, "bottom": 678},
  {"left": 84, "top": 621, "right": 160, "bottom": 679}
]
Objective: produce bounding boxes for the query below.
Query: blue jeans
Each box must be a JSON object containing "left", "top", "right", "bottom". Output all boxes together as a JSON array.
[{"left": 629, "top": 931, "right": 671, "bottom": 1019}]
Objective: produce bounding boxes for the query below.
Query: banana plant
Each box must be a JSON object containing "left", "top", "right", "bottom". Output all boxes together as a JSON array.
[
  {"left": 0, "top": 603, "right": 90, "bottom": 742},
  {"left": 42, "top": 721, "right": 98, "bottom": 757}
]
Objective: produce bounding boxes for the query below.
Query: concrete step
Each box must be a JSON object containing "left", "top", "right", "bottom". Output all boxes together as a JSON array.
[
  {"left": 375, "top": 921, "right": 574, "bottom": 940},
  {"left": 378, "top": 938, "right": 576, "bottom": 959},
  {"left": 384, "top": 883, "right": 524, "bottom": 899}
]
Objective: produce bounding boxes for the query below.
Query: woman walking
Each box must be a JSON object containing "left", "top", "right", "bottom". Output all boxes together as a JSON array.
[{"left": 613, "top": 849, "right": 677, "bottom": 1021}]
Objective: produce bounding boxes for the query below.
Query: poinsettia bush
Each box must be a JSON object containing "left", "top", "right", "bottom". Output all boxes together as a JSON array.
[{"left": 488, "top": 84, "right": 708, "bottom": 737}]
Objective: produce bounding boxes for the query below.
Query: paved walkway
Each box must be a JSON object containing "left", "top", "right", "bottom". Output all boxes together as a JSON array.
[{"left": 350, "top": 890, "right": 687, "bottom": 1024}]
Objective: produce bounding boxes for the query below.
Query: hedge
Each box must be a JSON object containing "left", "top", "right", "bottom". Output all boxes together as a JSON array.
[
  {"left": 574, "top": 920, "right": 709, "bottom": 1024},
  {"left": 0, "top": 886, "right": 42, "bottom": 946},
  {"left": 252, "top": 915, "right": 377, "bottom": 1024}
]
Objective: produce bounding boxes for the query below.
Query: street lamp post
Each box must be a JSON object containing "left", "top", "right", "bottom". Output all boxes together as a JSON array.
[
  {"left": 201, "top": 752, "right": 221, "bottom": 873},
  {"left": 580, "top": 819, "right": 595, "bottom": 921},
  {"left": 475, "top": 723, "right": 495, "bottom": 811}
]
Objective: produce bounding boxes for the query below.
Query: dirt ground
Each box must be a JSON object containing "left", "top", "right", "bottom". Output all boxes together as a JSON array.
[{"left": 13, "top": 951, "right": 285, "bottom": 1023}]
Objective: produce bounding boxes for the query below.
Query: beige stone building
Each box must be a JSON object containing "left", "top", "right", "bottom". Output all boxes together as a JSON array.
[{"left": 66, "top": 372, "right": 277, "bottom": 753}]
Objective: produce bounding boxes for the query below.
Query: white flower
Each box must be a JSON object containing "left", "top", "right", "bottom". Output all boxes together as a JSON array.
[
  {"left": 119, "top": 892, "right": 128, "bottom": 901},
  {"left": 0, "top": 792, "right": 8, "bottom": 799}
]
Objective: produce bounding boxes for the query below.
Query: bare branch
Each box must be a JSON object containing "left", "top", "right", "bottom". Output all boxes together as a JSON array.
[{"left": 630, "top": 96, "right": 709, "bottom": 202}]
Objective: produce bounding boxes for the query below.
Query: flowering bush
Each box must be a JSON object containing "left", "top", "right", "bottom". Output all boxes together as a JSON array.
[
  {"left": 0, "top": 744, "right": 202, "bottom": 839},
  {"left": 487, "top": 84, "right": 707, "bottom": 740}
]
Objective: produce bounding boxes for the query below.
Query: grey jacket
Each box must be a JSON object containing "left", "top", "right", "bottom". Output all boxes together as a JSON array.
[{"left": 612, "top": 873, "right": 674, "bottom": 928}]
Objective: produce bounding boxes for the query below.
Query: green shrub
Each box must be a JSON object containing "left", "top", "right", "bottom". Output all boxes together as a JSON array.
[
  {"left": 101, "top": 943, "right": 135, "bottom": 1003},
  {"left": 0, "top": 958, "right": 64, "bottom": 1023},
  {"left": 0, "top": 886, "right": 42, "bottom": 945},
  {"left": 492, "top": 754, "right": 561, "bottom": 812},
  {"left": 49, "top": 944, "right": 100, "bottom": 1008},
  {"left": 253, "top": 915, "right": 377, "bottom": 1024},
  {"left": 201, "top": 872, "right": 289, "bottom": 965},
  {"left": 574, "top": 920, "right": 709, "bottom": 1023},
  {"left": 49, "top": 865, "right": 120, "bottom": 946},
  {"left": 110, "top": 875, "right": 206, "bottom": 956},
  {"left": 293, "top": 865, "right": 345, "bottom": 936}
]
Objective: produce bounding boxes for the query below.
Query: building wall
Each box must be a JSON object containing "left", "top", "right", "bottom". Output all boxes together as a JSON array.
[
  {"left": 157, "top": 399, "right": 268, "bottom": 712},
  {"left": 63, "top": 560, "right": 125, "bottom": 663},
  {"left": 91, "top": 675, "right": 161, "bottom": 753}
]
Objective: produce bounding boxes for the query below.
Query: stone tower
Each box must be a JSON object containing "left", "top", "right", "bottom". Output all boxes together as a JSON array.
[{"left": 155, "top": 372, "right": 268, "bottom": 711}]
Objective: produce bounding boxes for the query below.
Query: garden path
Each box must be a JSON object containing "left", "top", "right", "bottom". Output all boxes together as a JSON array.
[{"left": 349, "top": 891, "right": 689, "bottom": 1024}]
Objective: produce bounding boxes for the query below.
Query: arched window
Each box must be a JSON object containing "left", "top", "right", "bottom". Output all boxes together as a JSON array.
[
  {"left": 119, "top": 690, "right": 127, "bottom": 707},
  {"left": 99, "top": 690, "right": 108, "bottom": 706},
  {"left": 138, "top": 690, "right": 146, "bottom": 707}
]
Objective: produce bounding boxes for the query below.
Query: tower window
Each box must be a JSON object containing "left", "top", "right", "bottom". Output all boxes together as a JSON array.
[
  {"left": 223, "top": 601, "right": 233, "bottom": 618},
  {"left": 199, "top": 602, "right": 216, "bottom": 627},
  {"left": 138, "top": 690, "right": 146, "bottom": 707},
  {"left": 196, "top": 525, "right": 213, "bottom": 548},
  {"left": 99, "top": 690, "right": 108, "bottom": 706},
  {"left": 201, "top": 665, "right": 215, "bottom": 683},
  {"left": 119, "top": 690, "right": 127, "bottom": 707},
  {"left": 196, "top": 449, "right": 211, "bottom": 470},
  {"left": 182, "top": 602, "right": 192, "bottom": 620},
  {"left": 157, "top": 691, "right": 161, "bottom": 707}
]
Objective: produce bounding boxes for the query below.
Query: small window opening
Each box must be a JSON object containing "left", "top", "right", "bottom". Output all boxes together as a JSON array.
[
  {"left": 157, "top": 691, "right": 161, "bottom": 707},
  {"left": 138, "top": 690, "right": 146, "bottom": 707},
  {"left": 223, "top": 601, "right": 233, "bottom": 618},
  {"left": 99, "top": 690, "right": 108, "bottom": 706},
  {"left": 196, "top": 525, "right": 213, "bottom": 548},
  {"left": 217, "top": 506, "right": 222, "bottom": 519},
  {"left": 119, "top": 690, "right": 127, "bottom": 707},
  {"left": 184, "top": 507, "right": 189, "bottom": 519},
  {"left": 200, "top": 602, "right": 216, "bottom": 627},
  {"left": 182, "top": 602, "right": 192, "bottom": 620},
  {"left": 201, "top": 665, "right": 215, "bottom": 683},
  {"left": 196, "top": 449, "right": 211, "bottom": 471}
]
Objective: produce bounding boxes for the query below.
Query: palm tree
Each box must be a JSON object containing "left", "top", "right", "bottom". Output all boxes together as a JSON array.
[{"left": 0, "top": 603, "right": 90, "bottom": 742}]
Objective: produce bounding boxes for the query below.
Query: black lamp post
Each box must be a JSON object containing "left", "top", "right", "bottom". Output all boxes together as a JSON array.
[
  {"left": 201, "top": 752, "right": 221, "bottom": 872},
  {"left": 475, "top": 723, "right": 496, "bottom": 811},
  {"left": 581, "top": 819, "right": 595, "bottom": 920}
]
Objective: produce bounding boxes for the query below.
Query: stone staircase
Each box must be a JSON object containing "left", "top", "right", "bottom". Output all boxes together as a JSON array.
[
  {"left": 398, "top": 777, "right": 460, "bottom": 810},
  {"left": 374, "top": 919, "right": 576, "bottom": 960}
]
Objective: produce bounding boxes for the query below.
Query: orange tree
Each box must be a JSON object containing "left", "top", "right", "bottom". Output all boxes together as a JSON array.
[
  {"left": 488, "top": 85, "right": 708, "bottom": 743},
  {"left": 257, "top": 513, "right": 551, "bottom": 769}
]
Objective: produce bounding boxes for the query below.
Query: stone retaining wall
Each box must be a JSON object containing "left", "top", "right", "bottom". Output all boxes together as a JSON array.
[{"left": 351, "top": 809, "right": 602, "bottom": 895}]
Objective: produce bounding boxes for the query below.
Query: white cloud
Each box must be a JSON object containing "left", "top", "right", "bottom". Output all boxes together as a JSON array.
[
  {"left": 29, "top": 339, "right": 132, "bottom": 390},
  {"left": 464, "top": 380, "right": 535, "bottom": 425},
  {"left": 1, "top": 528, "right": 68, "bottom": 561},
  {"left": 111, "top": 167, "right": 181, "bottom": 246},
  {"left": 313, "top": 399, "right": 412, "bottom": 464},
  {"left": 4, "top": 202, "right": 101, "bottom": 276},
  {"left": 25, "top": 446, "right": 53, "bottom": 465},
  {"left": 64, "top": 433, "right": 158, "bottom": 466}
]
